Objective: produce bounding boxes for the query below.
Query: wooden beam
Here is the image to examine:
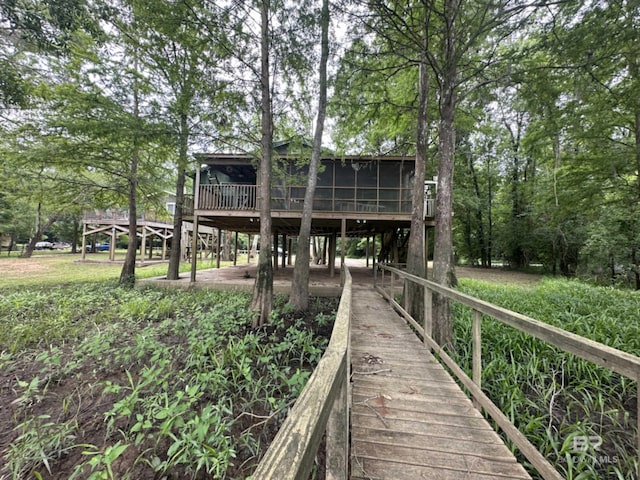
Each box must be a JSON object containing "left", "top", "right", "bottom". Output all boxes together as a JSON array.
[
  {"left": 365, "top": 236, "right": 370, "bottom": 268},
  {"left": 190, "top": 215, "right": 199, "bottom": 282},
  {"left": 161, "top": 228, "right": 167, "bottom": 260},
  {"left": 216, "top": 229, "right": 222, "bottom": 268},
  {"left": 140, "top": 227, "right": 147, "bottom": 266},
  {"left": 472, "top": 310, "right": 482, "bottom": 410},
  {"left": 281, "top": 234, "right": 287, "bottom": 269},
  {"left": 234, "top": 231, "right": 239, "bottom": 266},
  {"left": 109, "top": 226, "right": 116, "bottom": 261},
  {"left": 273, "top": 233, "right": 278, "bottom": 270},
  {"left": 340, "top": 218, "right": 346, "bottom": 286},
  {"left": 81, "top": 221, "right": 87, "bottom": 261}
]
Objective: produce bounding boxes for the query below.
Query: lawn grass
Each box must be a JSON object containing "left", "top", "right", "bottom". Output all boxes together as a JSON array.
[{"left": 0, "top": 251, "right": 247, "bottom": 289}]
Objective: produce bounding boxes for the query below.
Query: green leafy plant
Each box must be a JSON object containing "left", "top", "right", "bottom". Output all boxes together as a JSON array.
[{"left": 454, "top": 278, "right": 639, "bottom": 479}]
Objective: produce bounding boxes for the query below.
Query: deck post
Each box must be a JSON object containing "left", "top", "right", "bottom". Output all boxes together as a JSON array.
[
  {"left": 233, "top": 231, "right": 238, "bottom": 266},
  {"left": 273, "top": 233, "right": 278, "bottom": 270},
  {"left": 161, "top": 228, "right": 167, "bottom": 260},
  {"left": 340, "top": 218, "right": 346, "bottom": 286},
  {"left": 140, "top": 226, "right": 147, "bottom": 266},
  {"left": 326, "top": 356, "right": 349, "bottom": 480},
  {"left": 390, "top": 264, "right": 395, "bottom": 292},
  {"left": 472, "top": 310, "right": 482, "bottom": 409},
  {"left": 190, "top": 215, "right": 199, "bottom": 282},
  {"left": 109, "top": 226, "right": 116, "bottom": 261},
  {"left": 329, "top": 233, "right": 336, "bottom": 277},
  {"left": 424, "top": 225, "right": 429, "bottom": 275},
  {"left": 372, "top": 233, "right": 377, "bottom": 275},
  {"left": 216, "top": 229, "right": 222, "bottom": 268},
  {"left": 365, "top": 236, "right": 370, "bottom": 268},
  {"left": 81, "top": 221, "right": 87, "bottom": 260},
  {"left": 281, "top": 234, "right": 287, "bottom": 269},
  {"left": 287, "top": 237, "right": 293, "bottom": 266},
  {"left": 323, "top": 235, "right": 328, "bottom": 265},
  {"left": 424, "top": 286, "right": 432, "bottom": 350}
]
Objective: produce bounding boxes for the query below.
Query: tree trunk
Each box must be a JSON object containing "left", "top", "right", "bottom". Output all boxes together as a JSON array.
[
  {"left": 119, "top": 73, "right": 141, "bottom": 286},
  {"left": 21, "top": 206, "right": 60, "bottom": 258},
  {"left": 405, "top": 53, "right": 429, "bottom": 323},
  {"left": 290, "top": 0, "right": 329, "bottom": 312},
  {"left": 431, "top": 0, "right": 458, "bottom": 349},
  {"left": 71, "top": 217, "right": 80, "bottom": 254},
  {"left": 223, "top": 230, "right": 232, "bottom": 261},
  {"left": 167, "top": 113, "right": 189, "bottom": 280},
  {"left": 251, "top": 0, "right": 274, "bottom": 328},
  {"left": 119, "top": 149, "right": 138, "bottom": 285}
]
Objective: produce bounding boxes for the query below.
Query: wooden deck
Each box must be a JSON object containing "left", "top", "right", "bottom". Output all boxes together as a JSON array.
[{"left": 350, "top": 286, "right": 531, "bottom": 480}]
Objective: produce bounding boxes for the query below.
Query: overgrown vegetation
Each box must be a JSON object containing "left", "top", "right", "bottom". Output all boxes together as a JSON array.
[
  {"left": 0, "top": 283, "right": 336, "bottom": 479},
  {"left": 454, "top": 278, "right": 639, "bottom": 479}
]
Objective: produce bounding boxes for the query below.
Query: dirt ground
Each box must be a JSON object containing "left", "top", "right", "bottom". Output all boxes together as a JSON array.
[
  {"left": 140, "top": 258, "right": 543, "bottom": 293},
  {"left": 455, "top": 265, "right": 542, "bottom": 286}
]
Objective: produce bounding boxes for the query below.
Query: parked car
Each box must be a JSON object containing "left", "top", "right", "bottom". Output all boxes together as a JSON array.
[
  {"left": 35, "top": 241, "right": 54, "bottom": 250},
  {"left": 86, "top": 243, "right": 110, "bottom": 252}
]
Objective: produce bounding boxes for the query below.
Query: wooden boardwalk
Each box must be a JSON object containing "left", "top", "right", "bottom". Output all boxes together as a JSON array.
[{"left": 350, "top": 286, "right": 532, "bottom": 480}]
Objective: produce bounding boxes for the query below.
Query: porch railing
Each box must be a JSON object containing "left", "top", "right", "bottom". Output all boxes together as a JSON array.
[
  {"left": 252, "top": 266, "right": 351, "bottom": 479},
  {"left": 375, "top": 264, "right": 640, "bottom": 480},
  {"left": 195, "top": 183, "right": 436, "bottom": 217},
  {"left": 83, "top": 210, "right": 171, "bottom": 224},
  {"left": 199, "top": 184, "right": 256, "bottom": 210}
]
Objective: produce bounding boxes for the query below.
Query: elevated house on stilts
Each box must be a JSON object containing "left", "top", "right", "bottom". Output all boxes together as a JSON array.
[{"left": 184, "top": 141, "right": 437, "bottom": 278}]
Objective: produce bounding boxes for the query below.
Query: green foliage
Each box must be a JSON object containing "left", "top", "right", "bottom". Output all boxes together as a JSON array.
[
  {"left": 453, "top": 278, "right": 640, "bottom": 479},
  {"left": 1, "top": 283, "right": 335, "bottom": 479},
  {"left": 7, "top": 415, "right": 78, "bottom": 479}
]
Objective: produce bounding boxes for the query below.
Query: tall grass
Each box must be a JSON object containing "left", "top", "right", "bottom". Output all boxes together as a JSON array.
[{"left": 454, "top": 278, "right": 639, "bottom": 479}]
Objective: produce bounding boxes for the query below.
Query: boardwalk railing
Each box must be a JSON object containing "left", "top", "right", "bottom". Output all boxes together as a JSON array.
[
  {"left": 252, "top": 266, "right": 352, "bottom": 479},
  {"left": 375, "top": 264, "right": 640, "bottom": 480}
]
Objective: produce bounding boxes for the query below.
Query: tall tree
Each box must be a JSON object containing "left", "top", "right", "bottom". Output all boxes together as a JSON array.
[
  {"left": 290, "top": 0, "right": 330, "bottom": 311},
  {"left": 0, "top": 0, "right": 100, "bottom": 107},
  {"left": 120, "top": 0, "right": 235, "bottom": 281},
  {"left": 251, "top": 0, "right": 274, "bottom": 328}
]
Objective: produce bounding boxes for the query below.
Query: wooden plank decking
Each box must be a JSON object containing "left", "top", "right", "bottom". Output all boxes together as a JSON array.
[{"left": 350, "top": 286, "right": 532, "bottom": 480}]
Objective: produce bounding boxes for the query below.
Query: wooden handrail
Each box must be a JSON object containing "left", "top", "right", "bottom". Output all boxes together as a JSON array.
[
  {"left": 252, "top": 266, "right": 352, "bottom": 479},
  {"left": 375, "top": 263, "right": 640, "bottom": 480}
]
